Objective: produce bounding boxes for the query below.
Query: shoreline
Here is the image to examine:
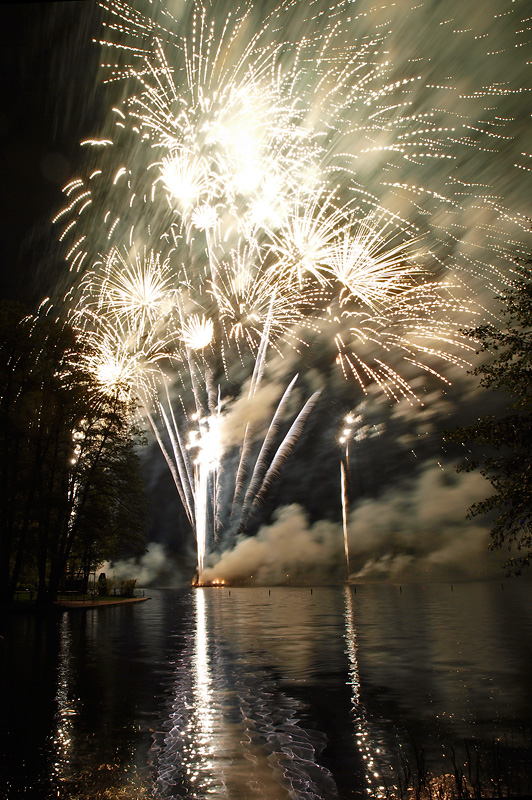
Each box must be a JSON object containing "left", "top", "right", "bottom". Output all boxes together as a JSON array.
[
  {"left": 0, "top": 596, "right": 151, "bottom": 613},
  {"left": 54, "top": 596, "right": 151, "bottom": 609}
]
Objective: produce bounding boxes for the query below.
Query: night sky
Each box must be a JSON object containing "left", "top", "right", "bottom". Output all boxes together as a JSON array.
[
  {"left": 2, "top": 0, "right": 532, "bottom": 585},
  {"left": 0, "top": 1, "right": 103, "bottom": 302}
]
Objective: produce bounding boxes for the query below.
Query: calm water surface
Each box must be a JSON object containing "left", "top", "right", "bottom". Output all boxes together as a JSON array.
[{"left": 1, "top": 583, "right": 531, "bottom": 799}]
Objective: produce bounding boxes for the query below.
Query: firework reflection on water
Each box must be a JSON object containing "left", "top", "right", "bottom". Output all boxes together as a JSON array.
[{"left": 151, "top": 588, "right": 340, "bottom": 799}]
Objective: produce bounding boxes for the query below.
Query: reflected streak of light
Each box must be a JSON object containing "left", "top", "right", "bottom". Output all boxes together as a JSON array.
[
  {"left": 153, "top": 591, "right": 339, "bottom": 798},
  {"left": 344, "top": 586, "right": 390, "bottom": 798},
  {"left": 52, "top": 613, "right": 75, "bottom": 784},
  {"left": 192, "top": 588, "right": 214, "bottom": 758}
]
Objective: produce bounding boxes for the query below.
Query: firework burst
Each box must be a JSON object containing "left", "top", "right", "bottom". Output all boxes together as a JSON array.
[{"left": 54, "top": 0, "right": 531, "bottom": 577}]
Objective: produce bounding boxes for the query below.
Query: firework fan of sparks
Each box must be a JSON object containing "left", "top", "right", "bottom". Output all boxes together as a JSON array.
[{"left": 53, "top": 0, "right": 531, "bottom": 574}]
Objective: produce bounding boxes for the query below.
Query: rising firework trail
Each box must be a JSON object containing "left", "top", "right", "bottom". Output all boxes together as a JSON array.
[
  {"left": 341, "top": 461, "right": 350, "bottom": 580},
  {"left": 54, "top": 0, "right": 531, "bottom": 578}
]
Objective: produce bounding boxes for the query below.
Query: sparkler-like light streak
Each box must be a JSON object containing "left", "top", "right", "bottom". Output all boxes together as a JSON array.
[
  {"left": 339, "top": 409, "right": 383, "bottom": 579},
  {"left": 341, "top": 461, "right": 350, "bottom": 581},
  {"left": 158, "top": 369, "right": 319, "bottom": 574},
  {"left": 56, "top": 0, "right": 530, "bottom": 578},
  {"left": 339, "top": 409, "right": 385, "bottom": 576},
  {"left": 75, "top": 309, "right": 174, "bottom": 400},
  {"left": 344, "top": 585, "right": 392, "bottom": 798}
]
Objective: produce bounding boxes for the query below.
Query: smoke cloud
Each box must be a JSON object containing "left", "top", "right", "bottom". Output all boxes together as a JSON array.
[
  {"left": 348, "top": 462, "right": 500, "bottom": 581},
  {"left": 201, "top": 504, "right": 343, "bottom": 585},
  {"left": 100, "top": 542, "right": 188, "bottom": 587},
  {"left": 219, "top": 379, "right": 287, "bottom": 448},
  {"left": 201, "top": 462, "right": 504, "bottom": 585}
]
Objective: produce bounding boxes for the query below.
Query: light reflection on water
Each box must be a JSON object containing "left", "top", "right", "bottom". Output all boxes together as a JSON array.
[
  {"left": 52, "top": 613, "right": 75, "bottom": 782},
  {"left": 1, "top": 583, "right": 531, "bottom": 799},
  {"left": 152, "top": 588, "right": 341, "bottom": 799},
  {"left": 351, "top": 583, "right": 532, "bottom": 752},
  {"left": 344, "top": 586, "right": 390, "bottom": 799}
]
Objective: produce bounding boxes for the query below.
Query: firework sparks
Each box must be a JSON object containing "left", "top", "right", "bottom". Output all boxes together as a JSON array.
[{"left": 55, "top": 0, "right": 530, "bottom": 577}]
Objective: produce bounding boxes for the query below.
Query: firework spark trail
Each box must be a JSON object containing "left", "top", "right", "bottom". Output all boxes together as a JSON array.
[
  {"left": 158, "top": 401, "right": 195, "bottom": 523},
  {"left": 341, "top": 461, "right": 350, "bottom": 580},
  {"left": 146, "top": 408, "right": 194, "bottom": 526},
  {"left": 228, "top": 304, "right": 276, "bottom": 521},
  {"left": 56, "top": 0, "right": 531, "bottom": 576},
  {"left": 242, "top": 389, "right": 323, "bottom": 531},
  {"left": 239, "top": 374, "right": 299, "bottom": 527},
  {"left": 231, "top": 422, "right": 254, "bottom": 515}
]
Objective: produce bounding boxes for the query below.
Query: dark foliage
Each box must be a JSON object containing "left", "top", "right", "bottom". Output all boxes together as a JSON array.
[
  {"left": 0, "top": 302, "right": 148, "bottom": 602},
  {"left": 447, "top": 264, "right": 532, "bottom": 574}
]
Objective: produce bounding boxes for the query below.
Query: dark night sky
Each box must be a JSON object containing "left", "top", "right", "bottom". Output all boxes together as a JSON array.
[{"left": 0, "top": 1, "right": 104, "bottom": 304}]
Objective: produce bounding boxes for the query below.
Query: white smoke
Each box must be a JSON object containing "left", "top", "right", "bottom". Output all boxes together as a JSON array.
[
  {"left": 348, "top": 462, "right": 500, "bottom": 581},
  {"left": 201, "top": 504, "right": 343, "bottom": 585},
  {"left": 99, "top": 542, "right": 187, "bottom": 587},
  {"left": 201, "top": 462, "right": 504, "bottom": 585},
  {"left": 219, "top": 379, "right": 286, "bottom": 448}
]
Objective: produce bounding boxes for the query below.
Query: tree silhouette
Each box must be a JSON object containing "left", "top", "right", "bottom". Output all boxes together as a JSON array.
[{"left": 448, "top": 263, "right": 532, "bottom": 574}]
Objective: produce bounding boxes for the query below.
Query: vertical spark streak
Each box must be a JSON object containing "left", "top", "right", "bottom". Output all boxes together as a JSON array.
[
  {"left": 231, "top": 314, "right": 275, "bottom": 516},
  {"left": 195, "top": 463, "right": 209, "bottom": 576},
  {"left": 146, "top": 410, "right": 194, "bottom": 527},
  {"left": 247, "top": 296, "right": 274, "bottom": 399},
  {"left": 246, "top": 389, "right": 322, "bottom": 526},
  {"left": 158, "top": 402, "right": 195, "bottom": 524},
  {"left": 231, "top": 422, "right": 254, "bottom": 512},
  {"left": 239, "top": 374, "right": 299, "bottom": 526},
  {"left": 165, "top": 384, "right": 195, "bottom": 495},
  {"left": 341, "top": 461, "right": 350, "bottom": 581}
]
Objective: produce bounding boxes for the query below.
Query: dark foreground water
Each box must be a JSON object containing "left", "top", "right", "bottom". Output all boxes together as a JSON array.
[{"left": 1, "top": 583, "right": 532, "bottom": 799}]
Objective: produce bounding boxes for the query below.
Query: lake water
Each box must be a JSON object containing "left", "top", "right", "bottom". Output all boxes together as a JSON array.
[{"left": 1, "top": 583, "right": 531, "bottom": 799}]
